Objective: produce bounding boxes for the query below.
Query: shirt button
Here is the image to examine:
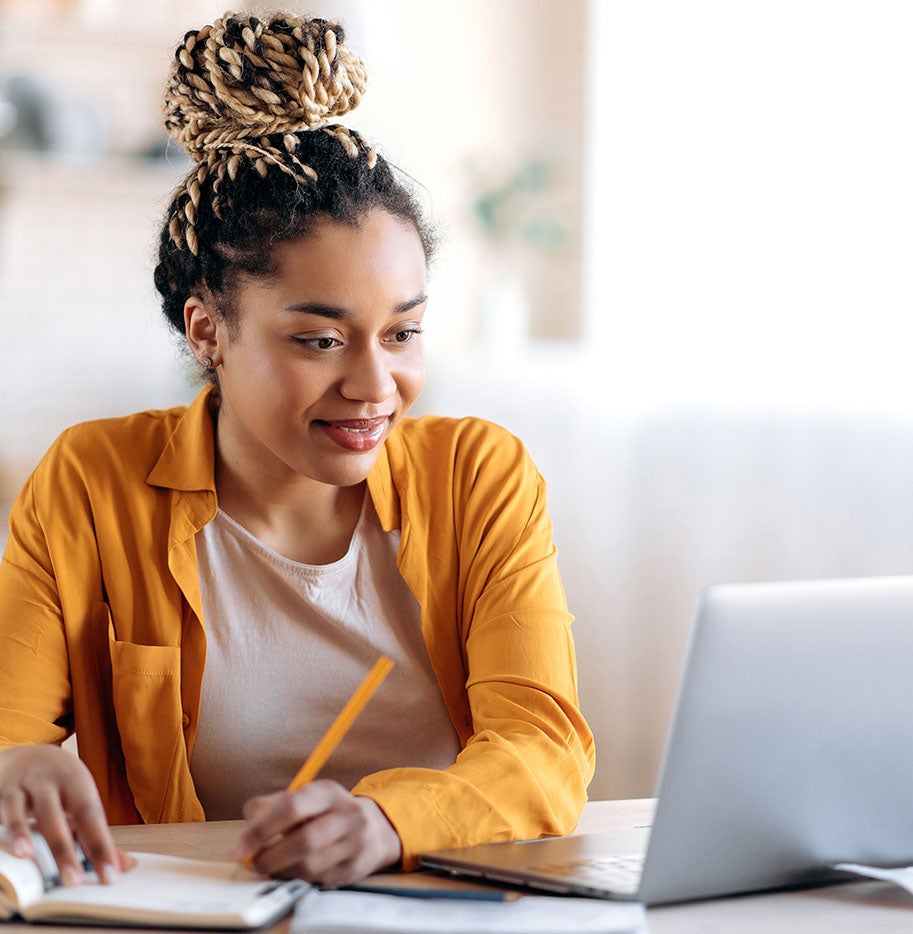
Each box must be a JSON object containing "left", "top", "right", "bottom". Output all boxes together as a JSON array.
[{"left": 182, "top": 713, "right": 191, "bottom": 727}]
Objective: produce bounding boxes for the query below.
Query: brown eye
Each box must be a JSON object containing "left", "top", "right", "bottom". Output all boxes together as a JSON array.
[{"left": 293, "top": 336, "right": 341, "bottom": 350}]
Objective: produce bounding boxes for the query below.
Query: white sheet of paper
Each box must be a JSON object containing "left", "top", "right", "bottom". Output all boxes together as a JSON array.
[
  {"left": 834, "top": 862, "right": 913, "bottom": 894},
  {"left": 293, "top": 889, "right": 646, "bottom": 934}
]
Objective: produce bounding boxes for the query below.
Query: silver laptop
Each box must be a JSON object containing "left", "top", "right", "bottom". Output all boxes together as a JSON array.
[{"left": 422, "top": 576, "right": 913, "bottom": 904}]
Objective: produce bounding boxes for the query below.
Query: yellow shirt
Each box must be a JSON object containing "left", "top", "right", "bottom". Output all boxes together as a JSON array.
[{"left": 0, "top": 388, "right": 594, "bottom": 868}]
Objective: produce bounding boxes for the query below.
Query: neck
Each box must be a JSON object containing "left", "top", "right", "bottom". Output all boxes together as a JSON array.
[{"left": 213, "top": 435, "right": 366, "bottom": 566}]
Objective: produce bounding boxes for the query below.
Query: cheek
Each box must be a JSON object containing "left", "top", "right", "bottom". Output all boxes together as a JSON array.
[
  {"left": 228, "top": 350, "right": 323, "bottom": 414},
  {"left": 259, "top": 350, "right": 321, "bottom": 392},
  {"left": 276, "top": 371, "right": 332, "bottom": 417},
  {"left": 400, "top": 356, "right": 426, "bottom": 404}
]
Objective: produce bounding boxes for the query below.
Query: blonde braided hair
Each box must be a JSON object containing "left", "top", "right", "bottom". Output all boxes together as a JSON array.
[{"left": 164, "top": 11, "right": 377, "bottom": 255}]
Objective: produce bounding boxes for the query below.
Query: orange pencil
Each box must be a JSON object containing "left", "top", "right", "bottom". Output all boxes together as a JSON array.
[
  {"left": 241, "top": 655, "right": 394, "bottom": 866},
  {"left": 286, "top": 655, "right": 394, "bottom": 791}
]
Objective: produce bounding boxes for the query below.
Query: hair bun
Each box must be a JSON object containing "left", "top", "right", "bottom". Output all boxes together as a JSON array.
[{"left": 164, "top": 11, "right": 368, "bottom": 161}]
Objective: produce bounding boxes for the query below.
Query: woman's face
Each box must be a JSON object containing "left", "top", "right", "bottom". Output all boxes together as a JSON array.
[{"left": 204, "top": 208, "right": 428, "bottom": 489}]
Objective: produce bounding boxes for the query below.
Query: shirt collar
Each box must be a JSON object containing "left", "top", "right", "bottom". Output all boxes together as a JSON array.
[
  {"left": 146, "top": 386, "right": 218, "bottom": 493},
  {"left": 144, "top": 383, "right": 403, "bottom": 530}
]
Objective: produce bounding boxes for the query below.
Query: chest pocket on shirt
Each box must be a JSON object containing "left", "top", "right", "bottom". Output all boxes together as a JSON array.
[{"left": 103, "top": 610, "right": 188, "bottom": 823}]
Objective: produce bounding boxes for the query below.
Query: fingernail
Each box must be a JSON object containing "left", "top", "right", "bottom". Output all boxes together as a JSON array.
[
  {"left": 228, "top": 840, "right": 245, "bottom": 859},
  {"left": 98, "top": 863, "right": 119, "bottom": 885},
  {"left": 61, "top": 864, "right": 83, "bottom": 887},
  {"left": 11, "top": 837, "right": 32, "bottom": 859}
]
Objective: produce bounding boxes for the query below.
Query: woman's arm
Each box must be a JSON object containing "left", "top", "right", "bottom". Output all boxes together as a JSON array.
[
  {"left": 353, "top": 420, "right": 596, "bottom": 868},
  {"left": 0, "top": 476, "right": 130, "bottom": 883}
]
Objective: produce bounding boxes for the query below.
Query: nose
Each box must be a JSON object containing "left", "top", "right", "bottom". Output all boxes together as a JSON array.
[{"left": 338, "top": 343, "right": 397, "bottom": 403}]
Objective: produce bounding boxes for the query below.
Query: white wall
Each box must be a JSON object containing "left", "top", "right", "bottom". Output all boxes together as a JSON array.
[
  {"left": 415, "top": 0, "right": 913, "bottom": 800},
  {"left": 576, "top": 1, "right": 913, "bottom": 796},
  {"left": 583, "top": 0, "right": 913, "bottom": 412},
  {"left": 5, "top": 0, "right": 913, "bottom": 803}
]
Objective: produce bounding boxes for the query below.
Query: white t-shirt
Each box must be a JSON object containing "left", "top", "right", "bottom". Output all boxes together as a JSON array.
[{"left": 190, "top": 494, "right": 461, "bottom": 819}]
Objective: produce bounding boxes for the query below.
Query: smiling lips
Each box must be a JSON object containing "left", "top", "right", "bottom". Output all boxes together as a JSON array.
[{"left": 316, "top": 416, "right": 390, "bottom": 452}]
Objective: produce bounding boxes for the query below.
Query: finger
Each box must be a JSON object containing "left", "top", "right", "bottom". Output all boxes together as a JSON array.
[
  {"left": 321, "top": 854, "right": 366, "bottom": 890},
  {"left": 252, "top": 808, "right": 351, "bottom": 880},
  {"left": 231, "top": 781, "right": 346, "bottom": 862},
  {"left": 66, "top": 794, "right": 121, "bottom": 885},
  {"left": 318, "top": 802, "right": 394, "bottom": 887},
  {"left": 29, "top": 783, "right": 84, "bottom": 887},
  {"left": 260, "top": 832, "right": 355, "bottom": 883},
  {"left": 0, "top": 786, "right": 35, "bottom": 858},
  {"left": 116, "top": 849, "right": 138, "bottom": 873},
  {"left": 60, "top": 799, "right": 158, "bottom": 877},
  {"left": 229, "top": 793, "right": 285, "bottom": 862}
]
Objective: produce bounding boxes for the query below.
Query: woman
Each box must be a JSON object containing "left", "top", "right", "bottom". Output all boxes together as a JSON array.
[{"left": 0, "top": 12, "right": 594, "bottom": 889}]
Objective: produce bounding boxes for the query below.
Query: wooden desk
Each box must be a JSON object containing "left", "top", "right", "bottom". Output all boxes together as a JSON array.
[{"left": 5, "top": 800, "right": 913, "bottom": 933}]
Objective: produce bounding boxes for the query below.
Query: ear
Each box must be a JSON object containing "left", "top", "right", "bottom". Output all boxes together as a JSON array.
[{"left": 184, "top": 294, "right": 223, "bottom": 367}]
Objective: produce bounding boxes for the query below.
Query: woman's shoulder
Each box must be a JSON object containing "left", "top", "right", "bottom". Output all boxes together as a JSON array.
[
  {"left": 32, "top": 396, "right": 204, "bottom": 490},
  {"left": 389, "top": 414, "right": 529, "bottom": 467},
  {"left": 57, "top": 402, "right": 190, "bottom": 446},
  {"left": 383, "top": 416, "right": 542, "bottom": 505},
  {"left": 376, "top": 415, "right": 549, "bottom": 542},
  {"left": 51, "top": 405, "right": 187, "bottom": 451}
]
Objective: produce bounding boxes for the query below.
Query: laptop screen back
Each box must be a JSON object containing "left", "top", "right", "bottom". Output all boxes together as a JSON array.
[{"left": 639, "top": 575, "right": 913, "bottom": 904}]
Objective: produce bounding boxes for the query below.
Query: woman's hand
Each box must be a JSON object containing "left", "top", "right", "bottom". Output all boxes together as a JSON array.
[
  {"left": 230, "top": 780, "right": 402, "bottom": 886},
  {"left": 0, "top": 744, "right": 134, "bottom": 885}
]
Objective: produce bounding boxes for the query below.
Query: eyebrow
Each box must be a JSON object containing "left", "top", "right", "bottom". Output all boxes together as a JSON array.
[{"left": 284, "top": 292, "right": 428, "bottom": 319}]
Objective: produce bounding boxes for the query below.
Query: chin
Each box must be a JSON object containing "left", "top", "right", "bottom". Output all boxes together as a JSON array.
[{"left": 306, "top": 456, "right": 380, "bottom": 488}]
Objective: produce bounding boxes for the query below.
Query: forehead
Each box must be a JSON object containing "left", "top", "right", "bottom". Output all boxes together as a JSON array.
[{"left": 266, "top": 209, "right": 426, "bottom": 294}]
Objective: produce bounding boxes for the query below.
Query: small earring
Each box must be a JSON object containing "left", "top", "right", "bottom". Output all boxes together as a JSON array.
[{"left": 200, "top": 356, "right": 213, "bottom": 369}]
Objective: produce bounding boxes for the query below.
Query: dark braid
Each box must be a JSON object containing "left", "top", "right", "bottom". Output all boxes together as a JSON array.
[{"left": 153, "top": 11, "right": 435, "bottom": 341}]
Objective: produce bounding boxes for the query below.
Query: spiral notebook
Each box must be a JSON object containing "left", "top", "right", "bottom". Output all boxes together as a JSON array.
[{"left": 0, "top": 831, "right": 310, "bottom": 929}]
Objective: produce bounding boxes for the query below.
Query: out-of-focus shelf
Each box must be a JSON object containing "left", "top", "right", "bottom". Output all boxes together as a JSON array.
[
  {"left": 0, "top": 150, "right": 188, "bottom": 303},
  {"left": 0, "top": 151, "right": 188, "bottom": 196},
  {"left": 0, "top": 3, "right": 209, "bottom": 42}
]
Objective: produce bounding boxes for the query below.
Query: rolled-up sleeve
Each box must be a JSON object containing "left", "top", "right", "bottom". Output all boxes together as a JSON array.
[
  {"left": 354, "top": 419, "right": 595, "bottom": 868},
  {"left": 0, "top": 474, "right": 73, "bottom": 750}
]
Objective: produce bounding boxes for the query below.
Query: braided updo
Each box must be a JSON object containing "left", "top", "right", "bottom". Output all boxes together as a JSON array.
[{"left": 154, "top": 11, "right": 434, "bottom": 339}]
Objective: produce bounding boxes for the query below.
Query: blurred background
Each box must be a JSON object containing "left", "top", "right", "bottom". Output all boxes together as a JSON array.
[{"left": 1, "top": 0, "right": 913, "bottom": 801}]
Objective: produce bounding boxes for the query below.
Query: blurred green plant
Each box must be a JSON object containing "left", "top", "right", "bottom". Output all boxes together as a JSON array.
[{"left": 471, "top": 159, "right": 570, "bottom": 253}]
